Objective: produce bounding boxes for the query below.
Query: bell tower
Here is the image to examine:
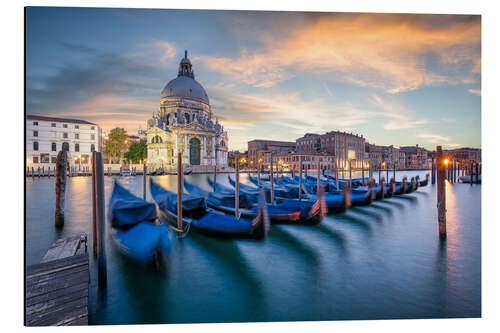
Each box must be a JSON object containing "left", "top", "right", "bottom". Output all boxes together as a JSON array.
[{"left": 177, "top": 50, "right": 195, "bottom": 79}]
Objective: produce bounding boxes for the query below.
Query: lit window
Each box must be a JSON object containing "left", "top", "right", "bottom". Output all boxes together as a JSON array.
[
  {"left": 33, "top": 141, "right": 39, "bottom": 151},
  {"left": 33, "top": 156, "right": 39, "bottom": 164}
]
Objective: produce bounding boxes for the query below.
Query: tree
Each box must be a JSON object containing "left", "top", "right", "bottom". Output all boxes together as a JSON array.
[
  {"left": 124, "top": 140, "right": 147, "bottom": 164},
  {"left": 104, "top": 128, "right": 128, "bottom": 163}
]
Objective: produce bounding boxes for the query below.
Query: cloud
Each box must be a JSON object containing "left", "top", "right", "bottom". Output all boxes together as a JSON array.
[
  {"left": 144, "top": 40, "right": 177, "bottom": 64},
  {"left": 368, "top": 94, "right": 428, "bottom": 130},
  {"left": 417, "top": 132, "right": 452, "bottom": 144},
  {"left": 468, "top": 88, "right": 481, "bottom": 96},
  {"left": 198, "top": 14, "right": 481, "bottom": 93}
]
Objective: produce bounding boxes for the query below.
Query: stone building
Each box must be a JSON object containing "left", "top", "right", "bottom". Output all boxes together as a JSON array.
[
  {"left": 26, "top": 115, "right": 102, "bottom": 169},
  {"left": 247, "top": 139, "right": 296, "bottom": 169},
  {"left": 142, "top": 51, "right": 228, "bottom": 170},
  {"left": 296, "top": 131, "right": 366, "bottom": 169}
]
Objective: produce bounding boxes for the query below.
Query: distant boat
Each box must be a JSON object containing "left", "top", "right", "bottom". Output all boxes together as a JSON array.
[
  {"left": 108, "top": 182, "right": 171, "bottom": 268},
  {"left": 150, "top": 179, "right": 269, "bottom": 239}
]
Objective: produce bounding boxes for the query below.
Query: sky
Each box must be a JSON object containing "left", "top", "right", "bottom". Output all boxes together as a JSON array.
[{"left": 26, "top": 7, "right": 481, "bottom": 151}]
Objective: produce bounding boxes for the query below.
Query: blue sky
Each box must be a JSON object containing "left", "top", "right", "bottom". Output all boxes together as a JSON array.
[{"left": 26, "top": 7, "right": 481, "bottom": 151}]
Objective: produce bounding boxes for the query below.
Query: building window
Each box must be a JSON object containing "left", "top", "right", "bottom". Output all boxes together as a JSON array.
[
  {"left": 33, "top": 121, "right": 38, "bottom": 126},
  {"left": 91, "top": 126, "right": 95, "bottom": 130},
  {"left": 51, "top": 123, "right": 56, "bottom": 127},
  {"left": 91, "top": 134, "right": 95, "bottom": 140},
  {"left": 75, "top": 125, "right": 79, "bottom": 129},
  {"left": 62, "top": 142, "right": 69, "bottom": 151},
  {"left": 33, "top": 131, "right": 38, "bottom": 137},
  {"left": 33, "top": 156, "right": 39, "bottom": 164},
  {"left": 75, "top": 143, "right": 80, "bottom": 152},
  {"left": 63, "top": 124, "right": 68, "bottom": 128},
  {"left": 51, "top": 142, "right": 57, "bottom": 151},
  {"left": 91, "top": 144, "right": 95, "bottom": 152},
  {"left": 51, "top": 156, "right": 57, "bottom": 163},
  {"left": 75, "top": 133, "right": 79, "bottom": 139},
  {"left": 63, "top": 132, "right": 68, "bottom": 139},
  {"left": 40, "top": 154, "right": 50, "bottom": 163},
  {"left": 33, "top": 141, "right": 39, "bottom": 151}
]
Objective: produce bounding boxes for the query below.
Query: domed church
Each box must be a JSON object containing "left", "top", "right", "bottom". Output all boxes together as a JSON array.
[{"left": 143, "top": 51, "right": 228, "bottom": 170}]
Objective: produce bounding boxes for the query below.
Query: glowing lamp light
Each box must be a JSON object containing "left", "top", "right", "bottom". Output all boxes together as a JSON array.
[{"left": 444, "top": 159, "right": 449, "bottom": 166}]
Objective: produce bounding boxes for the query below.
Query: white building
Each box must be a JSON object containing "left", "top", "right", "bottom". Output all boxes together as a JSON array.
[
  {"left": 141, "top": 51, "right": 228, "bottom": 170},
  {"left": 26, "top": 115, "right": 102, "bottom": 169}
]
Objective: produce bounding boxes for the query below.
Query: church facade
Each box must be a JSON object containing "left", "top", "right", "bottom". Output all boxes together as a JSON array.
[{"left": 141, "top": 51, "right": 228, "bottom": 170}]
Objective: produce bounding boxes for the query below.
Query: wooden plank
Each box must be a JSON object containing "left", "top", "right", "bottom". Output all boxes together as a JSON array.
[
  {"left": 26, "top": 281, "right": 88, "bottom": 308},
  {"left": 26, "top": 286, "right": 88, "bottom": 318},
  {"left": 26, "top": 264, "right": 88, "bottom": 291},
  {"left": 27, "top": 254, "right": 87, "bottom": 276},
  {"left": 26, "top": 297, "right": 87, "bottom": 326},
  {"left": 26, "top": 269, "right": 89, "bottom": 299},
  {"left": 41, "top": 235, "right": 84, "bottom": 263}
]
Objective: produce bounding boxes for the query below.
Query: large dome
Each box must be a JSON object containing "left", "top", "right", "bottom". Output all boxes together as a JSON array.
[
  {"left": 160, "top": 50, "right": 210, "bottom": 105},
  {"left": 161, "top": 76, "right": 209, "bottom": 105}
]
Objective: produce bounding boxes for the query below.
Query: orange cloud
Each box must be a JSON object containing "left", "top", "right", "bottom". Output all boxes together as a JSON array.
[{"left": 198, "top": 14, "right": 480, "bottom": 93}]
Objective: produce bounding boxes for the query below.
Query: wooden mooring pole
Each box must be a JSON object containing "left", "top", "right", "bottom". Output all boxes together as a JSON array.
[
  {"left": 177, "top": 152, "right": 183, "bottom": 237},
  {"left": 235, "top": 152, "right": 240, "bottom": 218},
  {"left": 92, "top": 151, "right": 107, "bottom": 287},
  {"left": 55, "top": 149, "right": 68, "bottom": 228},
  {"left": 470, "top": 162, "right": 474, "bottom": 186},
  {"left": 361, "top": 160, "right": 365, "bottom": 185},
  {"left": 298, "top": 155, "right": 303, "bottom": 201},
  {"left": 475, "top": 162, "right": 479, "bottom": 184},
  {"left": 91, "top": 154, "right": 97, "bottom": 256},
  {"left": 436, "top": 146, "right": 446, "bottom": 239},
  {"left": 143, "top": 164, "right": 147, "bottom": 200},
  {"left": 270, "top": 153, "right": 274, "bottom": 205}
]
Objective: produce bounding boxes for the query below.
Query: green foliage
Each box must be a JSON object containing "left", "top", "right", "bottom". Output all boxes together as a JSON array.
[
  {"left": 124, "top": 140, "right": 147, "bottom": 164},
  {"left": 104, "top": 128, "right": 128, "bottom": 163}
]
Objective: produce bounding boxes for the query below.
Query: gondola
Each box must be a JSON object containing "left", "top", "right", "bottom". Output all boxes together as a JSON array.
[
  {"left": 108, "top": 182, "right": 171, "bottom": 267},
  {"left": 232, "top": 175, "right": 346, "bottom": 215},
  {"left": 150, "top": 179, "right": 269, "bottom": 239},
  {"left": 247, "top": 174, "right": 300, "bottom": 199},
  {"left": 185, "top": 180, "right": 326, "bottom": 225},
  {"left": 416, "top": 174, "right": 430, "bottom": 187}
]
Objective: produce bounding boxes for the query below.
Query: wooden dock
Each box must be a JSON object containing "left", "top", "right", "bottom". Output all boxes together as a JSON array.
[{"left": 25, "top": 234, "right": 89, "bottom": 326}]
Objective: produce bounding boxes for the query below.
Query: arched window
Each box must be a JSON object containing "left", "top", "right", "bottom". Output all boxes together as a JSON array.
[
  {"left": 91, "top": 144, "right": 95, "bottom": 152},
  {"left": 184, "top": 113, "right": 190, "bottom": 124},
  {"left": 62, "top": 142, "right": 69, "bottom": 151},
  {"left": 51, "top": 142, "right": 56, "bottom": 151},
  {"left": 33, "top": 141, "right": 39, "bottom": 151},
  {"left": 151, "top": 136, "right": 162, "bottom": 144}
]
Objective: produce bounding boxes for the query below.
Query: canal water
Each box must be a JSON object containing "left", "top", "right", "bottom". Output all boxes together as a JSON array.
[{"left": 25, "top": 171, "right": 481, "bottom": 324}]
